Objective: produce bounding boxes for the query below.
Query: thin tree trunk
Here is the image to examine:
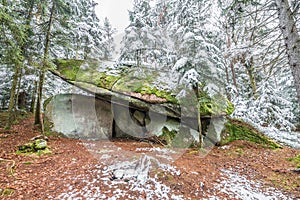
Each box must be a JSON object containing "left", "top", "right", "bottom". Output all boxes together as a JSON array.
[
  {"left": 5, "top": 65, "right": 21, "bottom": 129},
  {"left": 15, "top": 69, "right": 23, "bottom": 109},
  {"left": 197, "top": 103, "right": 202, "bottom": 148},
  {"left": 275, "top": 0, "right": 300, "bottom": 105},
  {"left": 246, "top": 66, "right": 257, "bottom": 98},
  {"left": 34, "top": 3, "right": 55, "bottom": 131},
  {"left": 230, "top": 62, "right": 239, "bottom": 94},
  {"left": 245, "top": 57, "right": 257, "bottom": 98},
  {"left": 30, "top": 80, "right": 37, "bottom": 112},
  {"left": 5, "top": 0, "right": 35, "bottom": 129},
  {"left": 193, "top": 84, "right": 202, "bottom": 148}
]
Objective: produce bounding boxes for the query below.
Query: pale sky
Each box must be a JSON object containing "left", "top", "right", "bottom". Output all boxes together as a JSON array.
[
  {"left": 95, "top": 0, "right": 135, "bottom": 32},
  {"left": 94, "top": 0, "right": 157, "bottom": 59}
]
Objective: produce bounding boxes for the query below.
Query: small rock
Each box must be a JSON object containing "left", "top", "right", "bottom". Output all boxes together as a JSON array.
[
  {"left": 31, "top": 135, "right": 48, "bottom": 141},
  {"left": 291, "top": 168, "right": 300, "bottom": 173},
  {"left": 113, "top": 169, "right": 125, "bottom": 180},
  {"left": 34, "top": 139, "right": 47, "bottom": 150}
]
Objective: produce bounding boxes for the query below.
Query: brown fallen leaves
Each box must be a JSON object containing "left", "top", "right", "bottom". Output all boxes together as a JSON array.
[{"left": 0, "top": 116, "right": 299, "bottom": 199}]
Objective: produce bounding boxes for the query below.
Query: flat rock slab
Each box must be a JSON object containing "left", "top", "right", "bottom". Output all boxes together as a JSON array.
[{"left": 51, "top": 59, "right": 232, "bottom": 119}]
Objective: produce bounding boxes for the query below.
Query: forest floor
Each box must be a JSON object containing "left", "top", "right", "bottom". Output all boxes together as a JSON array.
[{"left": 0, "top": 115, "right": 300, "bottom": 199}]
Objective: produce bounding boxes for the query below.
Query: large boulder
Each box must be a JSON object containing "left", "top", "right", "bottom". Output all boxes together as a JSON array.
[
  {"left": 46, "top": 59, "right": 233, "bottom": 146},
  {"left": 51, "top": 59, "right": 234, "bottom": 119},
  {"left": 45, "top": 93, "right": 226, "bottom": 149}
]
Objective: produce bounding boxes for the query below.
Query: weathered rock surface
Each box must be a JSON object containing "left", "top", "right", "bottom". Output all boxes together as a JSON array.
[
  {"left": 45, "top": 94, "right": 225, "bottom": 148},
  {"left": 46, "top": 59, "right": 233, "bottom": 145},
  {"left": 50, "top": 59, "right": 234, "bottom": 119},
  {"left": 46, "top": 94, "right": 113, "bottom": 139}
]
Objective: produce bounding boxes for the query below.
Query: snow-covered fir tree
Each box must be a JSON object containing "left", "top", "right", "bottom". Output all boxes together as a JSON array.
[{"left": 101, "top": 17, "right": 116, "bottom": 60}]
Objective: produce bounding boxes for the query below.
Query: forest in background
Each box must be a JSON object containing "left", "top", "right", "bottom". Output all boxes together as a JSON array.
[{"left": 0, "top": 0, "right": 299, "bottom": 134}]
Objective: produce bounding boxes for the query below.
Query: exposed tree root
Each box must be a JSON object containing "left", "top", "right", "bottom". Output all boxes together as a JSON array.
[{"left": 0, "top": 158, "right": 16, "bottom": 175}]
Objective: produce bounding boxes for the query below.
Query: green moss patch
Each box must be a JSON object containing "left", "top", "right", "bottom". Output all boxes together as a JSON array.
[
  {"left": 159, "top": 127, "right": 177, "bottom": 145},
  {"left": 112, "top": 69, "right": 178, "bottom": 104},
  {"left": 54, "top": 59, "right": 121, "bottom": 89},
  {"left": 16, "top": 139, "right": 51, "bottom": 156},
  {"left": 198, "top": 93, "right": 234, "bottom": 116},
  {"left": 0, "top": 188, "right": 15, "bottom": 196},
  {"left": 134, "top": 85, "right": 178, "bottom": 104},
  {"left": 76, "top": 72, "right": 120, "bottom": 89},
  {"left": 54, "top": 59, "right": 84, "bottom": 80},
  {"left": 288, "top": 154, "right": 300, "bottom": 168},
  {"left": 220, "top": 118, "right": 282, "bottom": 149}
]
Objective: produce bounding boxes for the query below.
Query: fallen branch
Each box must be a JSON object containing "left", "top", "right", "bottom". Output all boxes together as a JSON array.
[{"left": 148, "top": 135, "right": 166, "bottom": 147}]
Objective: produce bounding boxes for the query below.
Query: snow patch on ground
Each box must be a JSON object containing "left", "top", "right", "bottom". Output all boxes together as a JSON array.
[
  {"left": 213, "top": 169, "right": 293, "bottom": 200},
  {"left": 56, "top": 154, "right": 183, "bottom": 199},
  {"left": 55, "top": 145, "right": 295, "bottom": 200},
  {"left": 135, "top": 147, "right": 177, "bottom": 154}
]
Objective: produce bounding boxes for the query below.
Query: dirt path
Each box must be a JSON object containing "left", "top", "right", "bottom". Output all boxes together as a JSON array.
[{"left": 0, "top": 117, "right": 299, "bottom": 199}]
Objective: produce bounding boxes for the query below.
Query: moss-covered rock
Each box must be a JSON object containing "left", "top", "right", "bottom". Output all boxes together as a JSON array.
[
  {"left": 54, "top": 59, "right": 121, "bottom": 89},
  {"left": 158, "top": 126, "right": 198, "bottom": 148},
  {"left": 16, "top": 139, "right": 51, "bottom": 156},
  {"left": 198, "top": 92, "right": 234, "bottom": 116},
  {"left": 51, "top": 59, "right": 234, "bottom": 117},
  {"left": 75, "top": 71, "right": 120, "bottom": 89},
  {"left": 112, "top": 69, "right": 178, "bottom": 104},
  {"left": 135, "top": 85, "right": 178, "bottom": 104},
  {"left": 220, "top": 118, "right": 282, "bottom": 149},
  {"left": 54, "top": 59, "right": 84, "bottom": 80}
]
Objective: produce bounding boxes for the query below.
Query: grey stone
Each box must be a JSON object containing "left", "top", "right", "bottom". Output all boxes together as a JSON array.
[
  {"left": 112, "top": 104, "right": 145, "bottom": 138},
  {"left": 45, "top": 94, "right": 113, "bottom": 139},
  {"left": 45, "top": 94, "right": 225, "bottom": 144},
  {"left": 34, "top": 139, "right": 47, "bottom": 150},
  {"left": 113, "top": 169, "right": 125, "bottom": 179},
  {"left": 133, "top": 110, "right": 146, "bottom": 125}
]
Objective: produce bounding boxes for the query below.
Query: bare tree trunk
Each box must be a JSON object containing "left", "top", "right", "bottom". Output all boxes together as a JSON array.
[
  {"left": 275, "top": 0, "right": 300, "bottom": 105},
  {"left": 244, "top": 57, "right": 257, "bottom": 98},
  {"left": 5, "top": 0, "right": 35, "bottom": 129},
  {"left": 34, "top": 3, "right": 55, "bottom": 131},
  {"left": 197, "top": 103, "right": 202, "bottom": 148},
  {"left": 15, "top": 69, "right": 23, "bottom": 109},
  {"left": 230, "top": 62, "right": 239, "bottom": 94},
  {"left": 193, "top": 84, "right": 202, "bottom": 148},
  {"left": 5, "top": 65, "right": 21, "bottom": 129},
  {"left": 30, "top": 81, "right": 37, "bottom": 113},
  {"left": 226, "top": 35, "right": 239, "bottom": 94}
]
